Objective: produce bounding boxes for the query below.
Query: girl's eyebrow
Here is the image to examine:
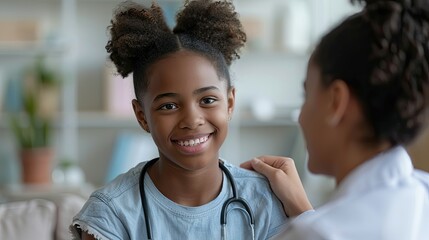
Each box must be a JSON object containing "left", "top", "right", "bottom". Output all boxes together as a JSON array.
[
  {"left": 153, "top": 92, "right": 178, "bottom": 102},
  {"left": 193, "top": 86, "right": 220, "bottom": 95},
  {"left": 153, "top": 86, "right": 220, "bottom": 102}
]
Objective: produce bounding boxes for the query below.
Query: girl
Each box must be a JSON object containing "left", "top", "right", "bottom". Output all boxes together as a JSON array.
[
  {"left": 242, "top": 0, "right": 429, "bottom": 239},
  {"left": 71, "top": 1, "right": 288, "bottom": 239}
]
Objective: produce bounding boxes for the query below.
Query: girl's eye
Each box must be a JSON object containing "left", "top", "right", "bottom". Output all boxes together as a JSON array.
[
  {"left": 201, "top": 97, "right": 217, "bottom": 105},
  {"left": 159, "top": 103, "right": 177, "bottom": 110}
]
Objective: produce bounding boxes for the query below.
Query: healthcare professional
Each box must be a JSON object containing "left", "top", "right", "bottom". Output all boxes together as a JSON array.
[{"left": 242, "top": 0, "right": 429, "bottom": 239}]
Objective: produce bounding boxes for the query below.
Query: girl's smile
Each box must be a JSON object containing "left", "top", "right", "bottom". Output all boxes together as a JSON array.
[{"left": 173, "top": 133, "right": 212, "bottom": 154}]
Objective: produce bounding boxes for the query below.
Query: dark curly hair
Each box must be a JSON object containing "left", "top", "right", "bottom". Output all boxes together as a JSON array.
[
  {"left": 105, "top": 0, "right": 246, "bottom": 101},
  {"left": 313, "top": 0, "right": 429, "bottom": 145}
]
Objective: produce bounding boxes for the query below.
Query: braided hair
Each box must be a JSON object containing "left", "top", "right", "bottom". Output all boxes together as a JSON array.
[
  {"left": 105, "top": 0, "right": 246, "bottom": 101},
  {"left": 313, "top": 0, "right": 429, "bottom": 145}
]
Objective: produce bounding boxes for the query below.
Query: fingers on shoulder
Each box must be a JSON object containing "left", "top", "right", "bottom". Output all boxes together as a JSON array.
[
  {"left": 258, "top": 155, "right": 296, "bottom": 168},
  {"left": 239, "top": 160, "right": 254, "bottom": 170}
]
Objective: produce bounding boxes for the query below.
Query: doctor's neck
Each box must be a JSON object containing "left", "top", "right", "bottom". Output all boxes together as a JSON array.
[{"left": 333, "top": 140, "right": 392, "bottom": 184}]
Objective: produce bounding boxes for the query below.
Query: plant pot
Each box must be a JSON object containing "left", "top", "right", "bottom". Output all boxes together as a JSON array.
[{"left": 20, "top": 148, "right": 53, "bottom": 184}]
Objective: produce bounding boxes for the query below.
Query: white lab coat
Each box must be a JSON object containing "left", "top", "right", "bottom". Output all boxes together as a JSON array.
[{"left": 271, "top": 146, "right": 429, "bottom": 240}]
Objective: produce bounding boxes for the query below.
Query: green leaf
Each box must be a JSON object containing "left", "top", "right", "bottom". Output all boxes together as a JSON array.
[
  {"left": 10, "top": 116, "right": 31, "bottom": 148},
  {"left": 8, "top": 55, "right": 58, "bottom": 150}
]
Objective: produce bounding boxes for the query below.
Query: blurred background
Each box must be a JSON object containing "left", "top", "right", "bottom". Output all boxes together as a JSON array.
[{"left": 1, "top": 0, "right": 428, "bottom": 217}]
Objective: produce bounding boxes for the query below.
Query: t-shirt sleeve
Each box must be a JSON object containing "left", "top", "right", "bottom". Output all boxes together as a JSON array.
[
  {"left": 266, "top": 189, "right": 289, "bottom": 238},
  {"left": 71, "top": 193, "right": 127, "bottom": 240}
]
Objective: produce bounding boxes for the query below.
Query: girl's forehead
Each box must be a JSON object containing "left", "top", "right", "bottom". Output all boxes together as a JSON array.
[
  {"left": 144, "top": 51, "right": 227, "bottom": 95},
  {"left": 157, "top": 50, "right": 212, "bottom": 66},
  {"left": 149, "top": 51, "right": 216, "bottom": 77}
]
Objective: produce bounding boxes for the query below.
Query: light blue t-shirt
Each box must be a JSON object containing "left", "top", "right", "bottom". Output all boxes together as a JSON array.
[{"left": 71, "top": 160, "right": 288, "bottom": 240}]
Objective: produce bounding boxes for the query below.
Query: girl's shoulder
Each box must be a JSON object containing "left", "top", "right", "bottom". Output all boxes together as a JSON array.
[
  {"left": 90, "top": 161, "right": 148, "bottom": 203},
  {"left": 221, "top": 160, "right": 270, "bottom": 188}
]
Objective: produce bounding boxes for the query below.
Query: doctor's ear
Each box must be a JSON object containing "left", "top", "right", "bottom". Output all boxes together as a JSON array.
[
  {"left": 326, "top": 80, "right": 349, "bottom": 127},
  {"left": 132, "top": 99, "right": 150, "bottom": 133}
]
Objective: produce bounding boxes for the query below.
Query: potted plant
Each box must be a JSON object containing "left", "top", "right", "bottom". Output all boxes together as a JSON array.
[{"left": 9, "top": 56, "right": 60, "bottom": 184}]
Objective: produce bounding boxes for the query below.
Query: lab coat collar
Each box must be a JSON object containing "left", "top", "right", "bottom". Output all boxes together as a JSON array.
[{"left": 331, "top": 146, "right": 413, "bottom": 201}]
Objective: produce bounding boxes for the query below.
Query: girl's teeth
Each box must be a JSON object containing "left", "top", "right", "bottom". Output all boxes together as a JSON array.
[{"left": 178, "top": 136, "right": 208, "bottom": 146}]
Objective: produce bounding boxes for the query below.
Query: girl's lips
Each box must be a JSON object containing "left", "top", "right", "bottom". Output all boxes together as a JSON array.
[
  {"left": 172, "top": 133, "right": 211, "bottom": 143},
  {"left": 176, "top": 135, "right": 210, "bottom": 147},
  {"left": 173, "top": 134, "right": 212, "bottom": 154}
]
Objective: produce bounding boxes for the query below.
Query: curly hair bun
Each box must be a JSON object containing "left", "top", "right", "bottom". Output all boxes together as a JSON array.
[
  {"left": 173, "top": 0, "right": 246, "bottom": 65},
  {"left": 106, "top": 1, "right": 173, "bottom": 78},
  {"left": 349, "top": 0, "right": 429, "bottom": 144}
]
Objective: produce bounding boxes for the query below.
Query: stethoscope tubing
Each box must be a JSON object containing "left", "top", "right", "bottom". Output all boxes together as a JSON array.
[
  {"left": 139, "top": 159, "right": 156, "bottom": 240},
  {"left": 139, "top": 158, "right": 255, "bottom": 240}
]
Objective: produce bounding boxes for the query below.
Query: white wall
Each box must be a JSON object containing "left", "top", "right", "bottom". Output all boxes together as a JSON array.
[{"left": 1, "top": 0, "right": 361, "bottom": 203}]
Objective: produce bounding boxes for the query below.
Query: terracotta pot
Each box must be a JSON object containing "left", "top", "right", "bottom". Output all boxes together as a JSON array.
[{"left": 20, "top": 148, "right": 53, "bottom": 184}]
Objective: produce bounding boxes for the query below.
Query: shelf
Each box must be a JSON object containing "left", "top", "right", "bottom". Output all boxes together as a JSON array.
[
  {"left": 0, "top": 182, "right": 95, "bottom": 201},
  {"left": 78, "top": 112, "right": 138, "bottom": 128},
  {"left": 0, "top": 44, "right": 67, "bottom": 57},
  {"left": 1, "top": 112, "right": 297, "bottom": 129},
  {"left": 76, "top": 111, "right": 298, "bottom": 128},
  {"left": 240, "top": 49, "right": 310, "bottom": 59},
  {"left": 240, "top": 117, "right": 298, "bottom": 127},
  {"left": 0, "top": 114, "right": 63, "bottom": 130}
]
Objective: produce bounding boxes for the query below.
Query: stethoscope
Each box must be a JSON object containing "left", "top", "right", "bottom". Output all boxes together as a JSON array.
[{"left": 139, "top": 158, "right": 255, "bottom": 240}]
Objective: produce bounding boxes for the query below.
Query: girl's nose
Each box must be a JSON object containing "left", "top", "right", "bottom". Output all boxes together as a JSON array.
[{"left": 179, "top": 106, "right": 205, "bottom": 129}]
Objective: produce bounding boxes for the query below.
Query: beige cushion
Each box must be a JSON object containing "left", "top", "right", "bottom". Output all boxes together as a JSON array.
[
  {"left": 0, "top": 199, "right": 56, "bottom": 240},
  {"left": 55, "top": 194, "right": 86, "bottom": 240}
]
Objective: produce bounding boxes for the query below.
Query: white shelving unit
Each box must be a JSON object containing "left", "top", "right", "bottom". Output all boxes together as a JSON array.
[
  {"left": 0, "top": 0, "right": 78, "bottom": 163},
  {"left": 59, "top": 0, "right": 78, "bottom": 162},
  {"left": 1, "top": 0, "right": 361, "bottom": 191}
]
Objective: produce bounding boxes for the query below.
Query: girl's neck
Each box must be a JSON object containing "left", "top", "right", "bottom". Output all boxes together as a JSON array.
[{"left": 148, "top": 158, "right": 223, "bottom": 207}]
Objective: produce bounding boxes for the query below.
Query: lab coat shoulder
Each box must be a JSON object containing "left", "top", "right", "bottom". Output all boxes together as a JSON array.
[
  {"left": 272, "top": 187, "right": 429, "bottom": 240},
  {"left": 414, "top": 169, "right": 429, "bottom": 193},
  {"left": 278, "top": 197, "right": 365, "bottom": 240},
  {"left": 268, "top": 207, "right": 333, "bottom": 240},
  {"left": 271, "top": 147, "right": 429, "bottom": 240}
]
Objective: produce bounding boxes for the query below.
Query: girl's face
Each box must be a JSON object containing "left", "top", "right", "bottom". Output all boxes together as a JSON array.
[
  {"left": 299, "top": 58, "right": 337, "bottom": 175},
  {"left": 134, "top": 51, "right": 234, "bottom": 171}
]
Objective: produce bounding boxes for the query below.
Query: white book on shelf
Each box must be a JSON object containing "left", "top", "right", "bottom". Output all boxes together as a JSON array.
[{"left": 104, "top": 64, "right": 135, "bottom": 118}]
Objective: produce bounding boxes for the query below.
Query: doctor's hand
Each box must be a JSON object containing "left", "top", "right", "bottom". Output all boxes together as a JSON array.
[{"left": 240, "top": 156, "right": 313, "bottom": 217}]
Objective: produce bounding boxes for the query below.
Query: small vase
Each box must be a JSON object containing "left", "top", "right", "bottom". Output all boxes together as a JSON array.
[
  {"left": 52, "top": 164, "right": 85, "bottom": 185},
  {"left": 20, "top": 148, "right": 53, "bottom": 184}
]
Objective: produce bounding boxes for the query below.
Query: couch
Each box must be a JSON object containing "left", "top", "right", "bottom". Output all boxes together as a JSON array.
[{"left": 0, "top": 193, "right": 86, "bottom": 240}]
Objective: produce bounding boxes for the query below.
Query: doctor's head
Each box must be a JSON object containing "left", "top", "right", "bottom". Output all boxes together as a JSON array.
[
  {"left": 105, "top": 0, "right": 246, "bottom": 170},
  {"left": 299, "top": 0, "right": 429, "bottom": 177}
]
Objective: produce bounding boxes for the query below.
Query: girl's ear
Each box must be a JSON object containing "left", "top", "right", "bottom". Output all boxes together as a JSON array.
[
  {"left": 326, "top": 80, "right": 350, "bottom": 127},
  {"left": 227, "top": 88, "right": 236, "bottom": 120},
  {"left": 132, "top": 99, "right": 150, "bottom": 133}
]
